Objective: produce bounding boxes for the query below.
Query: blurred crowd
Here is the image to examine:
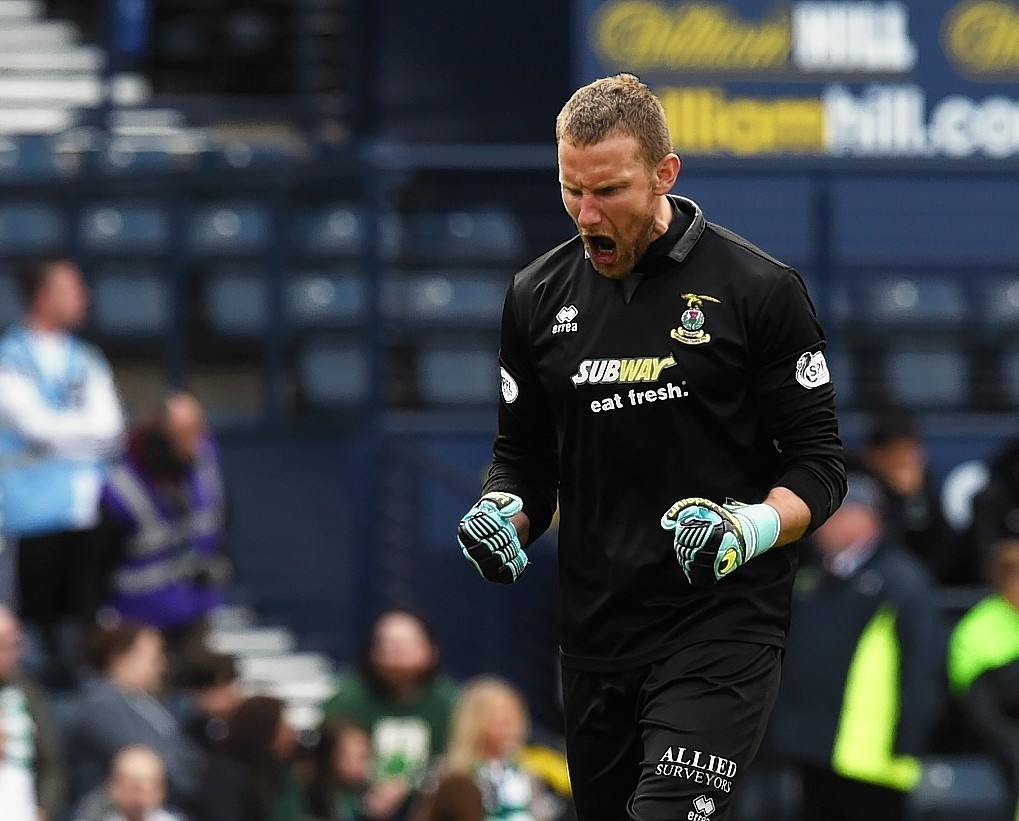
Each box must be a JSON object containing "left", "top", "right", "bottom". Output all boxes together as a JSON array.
[
  {"left": 2, "top": 256, "right": 1019, "bottom": 820},
  {"left": 0, "top": 256, "right": 576, "bottom": 821}
]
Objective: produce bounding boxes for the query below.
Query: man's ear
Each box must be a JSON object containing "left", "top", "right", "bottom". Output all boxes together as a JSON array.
[{"left": 653, "top": 153, "right": 681, "bottom": 195}]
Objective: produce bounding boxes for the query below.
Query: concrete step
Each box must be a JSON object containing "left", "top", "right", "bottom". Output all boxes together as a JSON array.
[
  {"left": 0, "top": 75, "right": 101, "bottom": 105},
  {"left": 0, "top": 1, "right": 44, "bottom": 20},
  {"left": 0, "top": 106, "right": 76, "bottom": 134},
  {"left": 207, "top": 604, "right": 258, "bottom": 630},
  {"left": 0, "top": 20, "right": 76, "bottom": 47},
  {"left": 208, "top": 626, "right": 297, "bottom": 657},
  {"left": 248, "top": 677, "right": 337, "bottom": 704},
  {"left": 237, "top": 652, "right": 335, "bottom": 684},
  {"left": 0, "top": 46, "right": 104, "bottom": 72}
]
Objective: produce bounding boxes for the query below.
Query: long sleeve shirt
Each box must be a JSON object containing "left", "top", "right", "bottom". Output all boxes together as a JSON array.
[{"left": 483, "top": 196, "right": 846, "bottom": 670}]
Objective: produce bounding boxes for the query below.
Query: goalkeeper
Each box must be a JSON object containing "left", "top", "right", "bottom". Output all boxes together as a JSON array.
[{"left": 457, "top": 74, "right": 845, "bottom": 821}]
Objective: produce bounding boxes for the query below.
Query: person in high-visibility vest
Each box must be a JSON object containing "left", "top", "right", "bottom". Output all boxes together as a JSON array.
[
  {"left": 948, "top": 536, "right": 1019, "bottom": 820},
  {"left": 767, "top": 471, "right": 945, "bottom": 821}
]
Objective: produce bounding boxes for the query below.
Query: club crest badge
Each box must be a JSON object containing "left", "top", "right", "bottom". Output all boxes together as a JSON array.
[{"left": 671, "top": 293, "right": 721, "bottom": 346}]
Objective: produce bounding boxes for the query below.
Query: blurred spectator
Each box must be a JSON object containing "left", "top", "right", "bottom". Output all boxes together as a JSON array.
[
  {"left": 0, "top": 718, "right": 36, "bottom": 821},
  {"left": 0, "top": 257, "right": 125, "bottom": 687},
  {"left": 195, "top": 694, "right": 310, "bottom": 821},
  {"left": 968, "top": 437, "right": 1019, "bottom": 581},
  {"left": 861, "top": 406, "right": 964, "bottom": 583},
  {"left": 67, "top": 623, "right": 202, "bottom": 808},
  {"left": 415, "top": 676, "right": 564, "bottom": 821},
  {"left": 99, "top": 392, "right": 229, "bottom": 676},
  {"left": 948, "top": 536, "right": 1019, "bottom": 813},
  {"left": 0, "top": 604, "right": 67, "bottom": 820},
  {"left": 308, "top": 721, "right": 373, "bottom": 821},
  {"left": 72, "top": 744, "right": 185, "bottom": 821},
  {"left": 322, "top": 609, "right": 459, "bottom": 821},
  {"left": 176, "top": 650, "right": 242, "bottom": 752},
  {"left": 766, "top": 472, "right": 945, "bottom": 821}
]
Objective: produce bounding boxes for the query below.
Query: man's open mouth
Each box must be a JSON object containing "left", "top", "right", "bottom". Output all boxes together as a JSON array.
[{"left": 586, "top": 235, "right": 618, "bottom": 263}]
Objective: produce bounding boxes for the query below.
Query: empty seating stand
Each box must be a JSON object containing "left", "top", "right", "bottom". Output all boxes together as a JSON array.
[
  {"left": 297, "top": 337, "right": 368, "bottom": 407},
  {"left": 91, "top": 265, "right": 172, "bottom": 336},
  {"left": 203, "top": 267, "right": 269, "bottom": 337},
  {"left": 79, "top": 201, "right": 172, "bottom": 255},
  {"left": 0, "top": 202, "right": 65, "bottom": 254},
  {"left": 206, "top": 606, "right": 337, "bottom": 734},
  {"left": 189, "top": 201, "right": 271, "bottom": 257},
  {"left": 288, "top": 272, "right": 365, "bottom": 327},
  {"left": 417, "top": 338, "right": 499, "bottom": 406},
  {"left": 403, "top": 207, "right": 524, "bottom": 266}
]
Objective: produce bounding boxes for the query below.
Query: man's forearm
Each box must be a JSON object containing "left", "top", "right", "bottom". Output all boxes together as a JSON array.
[{"left": 765, "top": 486, "right": 813, "bottom": 546}]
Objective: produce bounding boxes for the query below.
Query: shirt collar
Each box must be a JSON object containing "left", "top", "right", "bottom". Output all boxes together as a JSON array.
[{"left": 665, "top": 195, "right": 706, "bottom": 263}]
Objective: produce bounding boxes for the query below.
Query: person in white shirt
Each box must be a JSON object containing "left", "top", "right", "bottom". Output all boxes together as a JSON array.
[
  {"left": 0, "top": 257, "right": 125, "bottom": 687},
  {"left": 0, "top": 604, "right": 68, "bottom": 820}
]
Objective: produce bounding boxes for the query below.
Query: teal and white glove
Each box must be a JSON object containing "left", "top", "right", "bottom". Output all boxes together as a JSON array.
[
  {"left": 661, "top": 498, "right": 781, "bottom": 587},
  {"left": 457, "top": 492, "right": 528, "bottom": 584}
]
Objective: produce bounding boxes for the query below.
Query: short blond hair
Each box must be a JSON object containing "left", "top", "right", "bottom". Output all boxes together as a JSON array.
[{"left": 555, "top": 73, "right": 673, "bottom": 169}]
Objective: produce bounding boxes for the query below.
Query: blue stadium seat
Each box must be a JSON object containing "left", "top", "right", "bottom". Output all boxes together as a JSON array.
[
  {"left": 189, "top": 202, "right": 271, "bottom": 255},
  {"left": 0, "top": 272, "right": 19, "bottom": 329},
  {"left": 1001, "top": 347, "right": 1019, "bottom": 405},
  {"left": 0, "top": 203, "right": 65, "bottom": 253},
  {"left": 297, "top": 205, "right": 363, "bottom": 259},
  {"left": 204, "top": 268, "right": 268, "bottom": 336},
  {"left": 418, "top": 342, "right": 498, "bottom": 404},
  {"left": 298, "top": 339, "right": 368, "bottom": 406},
  {"left": 98, "top": 144, "right": 189, "bottom": 174},
  {"left": 979, "top": 276, "right": 1019, "bottom": 327},
  {"left": 287, "top": 271, "right": 365, "bottom": 326},
  {"left": 857, "top": 275, "right": 967, "bottom": 326},
  {"left": 212, "top": 140, "right": 303, "bottom": 171},
  {"left": 886, "top": 347, "right": 968, "bottom": 408},
  {"left": 385, "top": 272, "right": 505, "bottom": 324},
  {"left": 295, "top": 205, "right": 402, "bottom": 261},
  {"left": 405, "top": 207, "right": 524, "bottom": 264},
  {"left": 79, "top": 202, "right": 171, "bottom": 254},
  {"left": 92, "top": 267, "right": 172, "bottom": 336},
  {"left": 0, "top": 135, "right": 65, "bottom": 180},
  {"left": 909, "top": 755, "right": 1011, "bottom": 820}
]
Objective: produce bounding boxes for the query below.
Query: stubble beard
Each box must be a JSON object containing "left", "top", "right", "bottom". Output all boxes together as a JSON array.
[{"left": 592, "top": 208, "right": 659, "bottom": 280}]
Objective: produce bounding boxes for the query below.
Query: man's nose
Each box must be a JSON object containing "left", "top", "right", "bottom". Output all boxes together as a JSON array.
[{"left": 577, "top": 196, "right": 601, "bottom": 228}]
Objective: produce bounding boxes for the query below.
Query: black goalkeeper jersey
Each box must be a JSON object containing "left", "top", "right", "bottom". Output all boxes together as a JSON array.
[{"left": 483, "top": 196, "right": 846, "bottom": 671}]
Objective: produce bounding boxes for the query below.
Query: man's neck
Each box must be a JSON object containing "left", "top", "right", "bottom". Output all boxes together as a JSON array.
[
  {"left": 24, "top": 314, "right": 62, "bottom": 335},
  {"left": 650, "top": 195, "right": 674, "bottom": 241}
]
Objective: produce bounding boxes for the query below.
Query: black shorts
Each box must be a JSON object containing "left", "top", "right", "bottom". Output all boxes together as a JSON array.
[{"left": 561, "top": 641, "right": 782, "bottom": 821}]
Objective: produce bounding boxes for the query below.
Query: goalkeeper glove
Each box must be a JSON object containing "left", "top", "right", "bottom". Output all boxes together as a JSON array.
[
  {"left": 661, "top": 498, "right": 780, "bottom": 587},
  {"left": 457, "top": 492, "right": 528, "bottom": 584}
]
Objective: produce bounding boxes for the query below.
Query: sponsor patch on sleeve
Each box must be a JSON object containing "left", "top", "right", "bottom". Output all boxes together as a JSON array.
[
  {"left": 500, "top": 367, "right": 519, "bottom": 404},
  {"left": 795, "top": 351, "right": 830, "bottom": 389}
]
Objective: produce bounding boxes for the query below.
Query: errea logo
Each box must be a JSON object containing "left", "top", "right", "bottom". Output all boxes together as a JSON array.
[
  {"left": 688, "top": 795, "right": 715, "bottom": 820},
  {"left": 552, "top": 304, "right": 578, "bottom": 335}
]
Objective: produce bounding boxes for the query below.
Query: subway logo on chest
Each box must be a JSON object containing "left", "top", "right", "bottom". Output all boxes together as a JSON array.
[{"left": 571, "top": 355, "right": 676, "bottom": 386}]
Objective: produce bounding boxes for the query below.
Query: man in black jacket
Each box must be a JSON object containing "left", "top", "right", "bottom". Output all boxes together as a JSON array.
[
  {"left": 456, "top": 73, "right": 846, "bottom": 820},
  {"left": 767, "top": 472, "right": 944, "bottom": 821}
]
